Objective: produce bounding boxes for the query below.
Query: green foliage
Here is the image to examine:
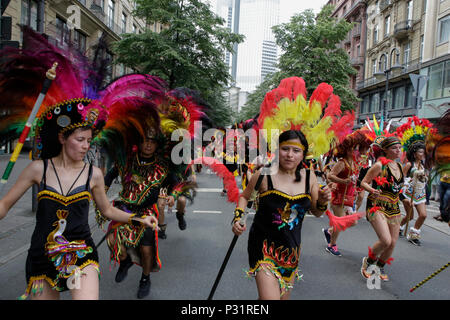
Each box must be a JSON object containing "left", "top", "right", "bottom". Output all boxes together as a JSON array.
[
  {"left": 239, "top": 4, "right": 359, "bottom": 120},
  {"left": 113, "top": 0, "right": 244, "bottom": 127}
]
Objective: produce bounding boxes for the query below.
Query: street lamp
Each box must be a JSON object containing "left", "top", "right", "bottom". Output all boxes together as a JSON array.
[{"left": 374, "top": 47, "right": 402, "bottom": 121}]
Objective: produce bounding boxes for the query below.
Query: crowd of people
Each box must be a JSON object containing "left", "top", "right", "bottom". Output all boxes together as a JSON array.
[{"left": 0, "top": 27, "right": 448, "bottom": 301}]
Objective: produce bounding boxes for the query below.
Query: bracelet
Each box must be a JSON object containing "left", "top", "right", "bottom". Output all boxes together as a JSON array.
[
  {"left": 127, "top": 213, "right": 142, "bottom": 227},
  {"left": 316, "top": 202, "right": 328, "bottom": 211},
  {"left": 232, "top": 207, "right": 244, "bottom": 224}
]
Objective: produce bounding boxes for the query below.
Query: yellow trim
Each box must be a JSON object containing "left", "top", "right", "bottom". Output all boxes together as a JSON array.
[
  {"left": 37, "top": 190, "right": 92, "bottom": 206},
  {"left": 280, "top": 140, "right": 305, "bottom": 150},
  {"left": 260, "top": 190, "right": 311, "bottom": 201}
]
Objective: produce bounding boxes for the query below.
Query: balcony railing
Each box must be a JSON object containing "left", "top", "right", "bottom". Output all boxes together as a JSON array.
[
  {"left": 380, "top": 0, "right": 393, "bottom": 12},
  {"left": 351, "top": 55, "right": 364, "bottom": 66},
  {"left": 394, "top": 20, "right": 414, "bottom": 38},
  {"left": 356, "top": 59, "right": 423, "bottom": 91}
]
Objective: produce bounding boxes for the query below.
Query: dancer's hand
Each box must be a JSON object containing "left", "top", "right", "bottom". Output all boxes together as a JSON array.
[
  {"left": 370, "top": 188, "right": 381, "bottom": 196},
  {"left": 232, "top": 220, "right": 246, "bottom": 236},
  {"left": 138, "top": 215, "right": 159, "bottom": 231},
  {"left": 318, "top": 185, "right": 331, "bottom": 204},
  {"left": 166, "top": 195, "right": 175, "bottom": 207}
]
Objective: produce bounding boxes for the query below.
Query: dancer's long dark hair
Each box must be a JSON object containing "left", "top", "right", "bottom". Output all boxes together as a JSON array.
[{"left": 278, "top": 130, "right": 309, "bottom": 182}]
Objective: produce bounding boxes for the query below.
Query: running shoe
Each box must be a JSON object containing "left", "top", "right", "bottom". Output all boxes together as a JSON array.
[
  {"left": 407, "top": 231, "right": 422, "bottom": 246},
  {"left": 325, "top": 245, "right": 342, "bottom": 256},
  {"left": 379, "top": 267, "right": 389, "bottom": 281},
  {"left": 322, "top": 228, "right": 331, "bottom": 245},
  {"left": 137, "top": 277, "right": 151, "bottom": 299},
  {"left": 361, "top": 256, "right": 371, "bottom": 279}
]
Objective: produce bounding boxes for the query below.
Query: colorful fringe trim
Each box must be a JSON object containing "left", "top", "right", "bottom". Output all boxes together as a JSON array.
[
  {"left": 18, "top": 260, "right": 100, "bottom": 300},
  {"left": 245, "top": 260, "right": 303, "bottom": 297}
]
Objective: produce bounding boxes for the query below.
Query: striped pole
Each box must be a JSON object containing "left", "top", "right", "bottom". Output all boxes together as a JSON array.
[
  {"left": 0, "top": 62, "right": 57, "bottom": 194},
  {"left": 409, "top": 262, "right": 450, "bottom": 292}
]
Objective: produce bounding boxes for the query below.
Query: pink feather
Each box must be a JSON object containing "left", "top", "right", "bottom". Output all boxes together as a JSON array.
[{"left": 325, "top": 210, "right": 364, "bottom": 232}]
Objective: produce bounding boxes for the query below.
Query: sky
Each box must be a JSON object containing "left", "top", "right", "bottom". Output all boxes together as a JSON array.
[{"left": 279, "top": 0, "right": 330, "bottom": 23}]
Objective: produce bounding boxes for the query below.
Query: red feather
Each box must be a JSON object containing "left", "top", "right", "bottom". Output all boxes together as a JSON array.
[
  {"left": 325, "top": 210, "right": 364, "bottom": 232},
  {"left": 187, "top": 157, "right": 240, "bottom": 204}
]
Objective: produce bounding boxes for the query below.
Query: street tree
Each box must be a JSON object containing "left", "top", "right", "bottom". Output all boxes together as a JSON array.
[
  {"left": 239, "top": 5, "right": 358, "bottom": 121},
  {"left": 113, "top": 0, "right": 244, "bottom": 127}
]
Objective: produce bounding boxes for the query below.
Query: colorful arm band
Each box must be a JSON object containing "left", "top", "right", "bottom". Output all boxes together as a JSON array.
[{"left": 232, "top": 207, "right": 245, "bottom": 224}]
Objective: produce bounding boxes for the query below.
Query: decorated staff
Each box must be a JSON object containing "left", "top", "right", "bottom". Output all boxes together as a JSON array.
[
  {"left": 0, "top": 63, "right": 57, "bottom": 194},
  {"left": 207, "top": 167, "right": 264, "bottom": 300},
  {"left": 410, "top": 262, "right": 450, "bottom": 292}
]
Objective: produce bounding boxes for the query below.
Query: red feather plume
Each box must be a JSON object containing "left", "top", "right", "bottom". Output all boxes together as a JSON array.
[
  {"left": 187, "top": 157, "right": 240, "bottom": 204},
  {"left": 325, "top": 210, "right": 364, "bottom": 232}
]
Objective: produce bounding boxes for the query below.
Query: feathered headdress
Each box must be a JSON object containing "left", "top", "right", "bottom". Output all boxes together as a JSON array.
[
  {"left": 94, "top": 74, "right": 166, "bottom": 168},
  {"left": 396, "top": 116, "right": 434, "bottom": 153},
  {"left": 0, "top": 26, "right": 109, "bottom": 159},
  {"left": 364, "top": 114, "right": 395, "bottom": 147},
  {"left": 257, "top": 77, "right": 355, "bottom": 158}
]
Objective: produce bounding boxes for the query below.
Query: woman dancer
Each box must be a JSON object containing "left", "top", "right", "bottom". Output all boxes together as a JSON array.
[
  {"left": 231, "top": 77, "right": 354, "bottom": 299},
  {"left": 232, "top": 130, "right": 331, "bottom": 299},
  {"left": 0, "top": 102, "right": 157, "bottom": 300},
  {"left": 0, "top": 27, "right": 158, "bottom": 300},
  {"left": 322, "top": 130, "right": 371, "bottom": 256},
  {"left": 397, "top": 117, "right": 434, "bottom": 246},
  {"left": 360, "top": 136, "right": 404, "bottom": 282}
]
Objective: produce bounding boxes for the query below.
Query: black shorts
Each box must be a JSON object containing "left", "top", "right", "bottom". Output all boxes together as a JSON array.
[{"left": 140, "top": 227, "right": 156, "bottom": 247}]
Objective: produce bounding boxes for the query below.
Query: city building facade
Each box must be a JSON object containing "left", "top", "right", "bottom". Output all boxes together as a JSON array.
[
  {"left": 357, "top": 0, "right": 446, "bottom": 124},
  {"left": 2, "top": 0, "right": 160, "bottom": 80},
  {"left": 328, "top": 0, "right": 369, "bottom": 118},
  {"left": 418, "top": 0, "right": 450, "bottom": 119}
]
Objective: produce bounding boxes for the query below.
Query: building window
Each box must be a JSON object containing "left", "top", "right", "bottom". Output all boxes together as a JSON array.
[
  {"left": 444, "top": 61, "right": 450, "bottom": 97},
  {"left": 394, "top": 86, "right": 405, "bottom": 109},
  {"left": 384, "top": 15, "right": 390, "bottom": 38},
  {"left": 132, "top": 24, "right": 137, "bottom": 34},
  {"left": 361, "top": 96, "right": 369, "bottom": 114},
  {"left": 403, "top": 41, "right": 411, "bottom": 66},
  {"left": 372, "top": 58, "right": 377, "bottom": 76},
  {"left": 370, "top": 93, "right": 380, "bottom": 112},
  {"left": 427, "top": 62, "right": 444, "bottom": 99},
  {"left": 387, "top": 88, "right": 393, "bottom": 109},
  {"left": 121, "top": 12, "right": 127, "bottom": 33},
  {"left": 73, "top": 30, "right": 86, "bottom": 53},
  {"left": 55, "top": 16, "right": 70, "bottom": 48},
  {"left": 107, "top": 0, "right": 115, "bottom": 29},
  {"left": 407, "top": 1, "right": 413, "bottom": 21},
  {"left": 21, "top": 0, "right": 38, "bottom": 31},
  {"left": 420, "top": 35, "right": 424, "bottom": 61},
  {"left": 437, "top": 15, "right": 450, "bottom": 45},
  {"left": 405, "top": 84, "right": 413, "bottom": 107},
  {"left": 373, "top": 25, "right": 378, "bottom": 45}
]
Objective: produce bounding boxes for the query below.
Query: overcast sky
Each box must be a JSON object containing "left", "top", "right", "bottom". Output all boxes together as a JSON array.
[{"left": 279, "top": 0, "right": 330, "bottom": 23}]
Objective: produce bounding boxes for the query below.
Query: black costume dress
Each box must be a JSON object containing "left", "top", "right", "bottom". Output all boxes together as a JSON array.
[
  {"left": 21, "top": 159, "right": 99, "bottom": 299},
  {"left": 103, "top": 154, "right": 177, "bottom": 270},
  {"left": 246, "top": 170, "right": 312, "bottom": 295},
  {"left": 366, "top": 162, "right": 404, "bottom": 224}
]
